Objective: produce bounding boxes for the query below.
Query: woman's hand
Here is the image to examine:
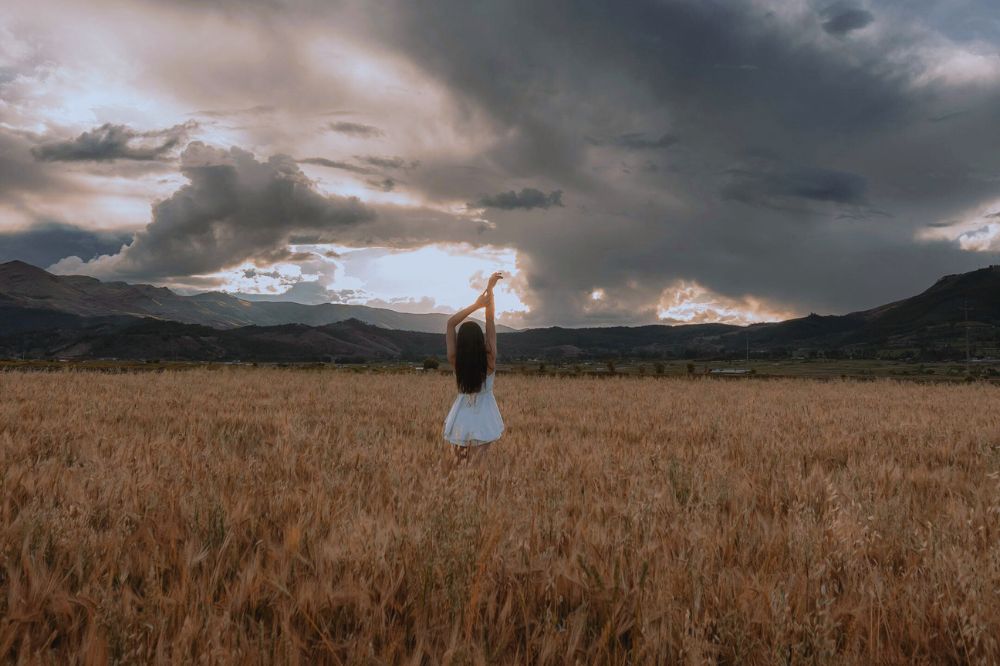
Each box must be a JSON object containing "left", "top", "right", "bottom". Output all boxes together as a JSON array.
[
  {"left": 487, "top": 271, "right": 504, "bottom": 291},
  {"left": 474, "top": 290, "right": 491, "bottom": 308}
]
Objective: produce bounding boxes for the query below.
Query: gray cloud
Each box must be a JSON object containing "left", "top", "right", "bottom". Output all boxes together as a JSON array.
[
  {"left": 722, "top": 164, "right": 869, "bottom": 208},
  {"left": 327, "top": 121, "right": 384, "bottom": 138},
  {"left": 592, "top": 133, "right": 679, "bottom": 150},
  {"left": 299, "top": 157, "right": 380, "bottom": 175},
  {"left": 474, "top": 188, "right": 563, "bottom": 210},
  {"left": 366, "top": 177, "right": 396, "bottom": 192},
  {"left": 6, "top": 0, "right": 1000, "bottom": 326},
  {"left": 0, "top": 128, "right": 64, "bottom": 199},
  {"left": 338, "top": 0, "right": 1000, "bottom": 323},
  {"left": 51, "top": 142, "right": 374, "bottom": 279},
  {"left": 821, "top": 3, "right": 875, "bottom": 36},
  {"left": 300, "top": 156, "right": 414, "bottom": 186},
  {"left": 356, "top": 155, "right": 419, "bottom": 169},
  {"left": 0, "top": 221, "right": 133, "bottom": 268},
  {"left": 31, "top": 122, "right": 196, "bottom": 162},
  {"left": 617, "top": 133, "right": 678, "bottom": 150}
]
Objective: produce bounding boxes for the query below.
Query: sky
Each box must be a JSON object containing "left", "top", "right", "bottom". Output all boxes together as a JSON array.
[{"left": 2, "top": 0, "right": 1000, "bottom": 327}]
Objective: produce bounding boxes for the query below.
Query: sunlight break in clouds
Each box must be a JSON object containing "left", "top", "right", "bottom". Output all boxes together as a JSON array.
[
  {"left": 208, "top": 243, "right": 526, "bottom": 319},
  {"left": 920, "top": 198, "right": 1000, "bottom": 252},
  {"left": 657, "top": 281, "right": 795, "bottom": 326}
]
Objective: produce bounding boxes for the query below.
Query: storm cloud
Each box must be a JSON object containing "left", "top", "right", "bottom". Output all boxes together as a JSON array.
[
  {"left": 722, "top": 165, "right": 870, "bottom": 208},
  {"left": 327, "top": 122, "right": 384, "bottom": 138},
  {"left": 4, "top": 0, "right": 1000, "bottom": 325},
  {"left": 31, "top": 122, "right": 196, "bottom": 162},
  {"left": 474, "top": 188, "right": 564, "bottom": 210},
  {"left": 0, "top": 222, "right": 133, "bottom": 268},
  {"left": 820, "top": 3, "right": 875, "bottom": 35},
  {"left": 602, "top": 133, "right": 679, "bottom": 150},
  {"left": 0, "top": 128, "right": 64, "bottom": 199},
  {"left": 357, "top": 155, "right": 419, "bottom": 170},
  {"left": 299, "top": 157, "right": 381, "bottom": 175},
  {"left": 350, "top": 0, "right": 1000, "bottom": 322},
  {"left": 52, "top": 143, "right": 375, "bottom": 279}
]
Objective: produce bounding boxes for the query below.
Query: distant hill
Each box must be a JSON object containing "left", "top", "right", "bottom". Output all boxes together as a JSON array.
[
  {"left": 0, "top": 315, "right": 443, "bottom": 363},
  {"left": 720, "top": 265, "right": 1000, "bottom": 356},
  {"left": 0, "top": 261, "right": 513, "bottom": 334},
  {"left": 1, "top": 261, "right": 998, "bottom": 362}
]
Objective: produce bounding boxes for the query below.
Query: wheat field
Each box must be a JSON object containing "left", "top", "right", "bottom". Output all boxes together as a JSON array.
[{"left": 1, "top": 369, "right": 999, "bottom": 664}]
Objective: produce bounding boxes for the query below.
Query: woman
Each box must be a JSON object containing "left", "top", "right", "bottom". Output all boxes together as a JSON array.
[{"left": 442, "top": 271, "right": 505, "bottom": 463}]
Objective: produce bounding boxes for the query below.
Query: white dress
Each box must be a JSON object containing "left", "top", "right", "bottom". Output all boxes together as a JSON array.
[{"left": 443, "top": 372, "right": 504, "bottom": 446}]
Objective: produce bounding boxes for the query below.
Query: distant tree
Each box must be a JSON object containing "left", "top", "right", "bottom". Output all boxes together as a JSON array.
[
  {"left": 538, "top": 362, "right": 546, "bottom": 374},
  {"left": 686, "top": 362, "right": 695, "bottom": 376},
  {"left": 654, "top": 361, "right": 666, "bottom": 375},
  {"left": 422, "top": 356, "right": 440, "bottom": 370},
  {"left": 638, "top": 364, "right": 647, "bottom": 375},
  {"left": 606, "top": 360, "right": 616, "bottom": 374}
]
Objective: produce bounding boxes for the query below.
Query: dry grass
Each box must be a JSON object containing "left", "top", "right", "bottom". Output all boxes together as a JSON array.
[{"left": 2, "top": 369, "right": 999, "bottom": 664}]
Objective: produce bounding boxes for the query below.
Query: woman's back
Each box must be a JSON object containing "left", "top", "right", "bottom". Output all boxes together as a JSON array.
[
  {"left": 443, "top": 271, "right": 505, "bottom": 453},
  {"left": 443, "top": 372, "right": 503, "bottom": 445}
]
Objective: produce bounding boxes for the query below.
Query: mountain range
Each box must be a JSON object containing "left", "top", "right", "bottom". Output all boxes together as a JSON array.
[
  {"left": 0, "top": 260, "right": 510, "bottom": 334},
  {"left": 1, "top": 260, "right": 998, "bottom": 362}
]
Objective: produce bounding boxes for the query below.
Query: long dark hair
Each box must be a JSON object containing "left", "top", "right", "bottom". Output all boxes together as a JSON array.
[{"left": 455, "top": 321, "right": 487, "bottom": 394}]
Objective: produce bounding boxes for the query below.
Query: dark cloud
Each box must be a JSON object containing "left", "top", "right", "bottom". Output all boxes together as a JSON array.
[
  {"left": 0, "top": 221, "right": 133, "bottom": 268},
  {"left": 31, "top": 122, "right": 196, "bottom": 162},
  {"left": 366, "top": 177, "right": 396, "bottom": 192},
  {"left": 300, "top": 156, "right": 413, "bottom": 186},
  {"left": 7, "top": 0, "right": 1000, "bottom": 326},
  {"left": 347, "top": 0, "right": 1000, "bottom": 324},
  {"left": 299, "top": 157, "right": 380, "bottom": 175},
  {"left": 356, "top": 155, "right": 419, "bottom": 170},
  {"left": 821, "top": 3, "right": 875, "bottom": 36},
  {"left": 592, "top": 133, "right": 679, "bottom": 150},
  {"left": 327, "top": 121, "right": 384, "bottom": 138},
  {"left": 52, "top": 142, "right": 374, "bottom": 279},
  {"left": 928, "top": 109, "right": 971, "bottom": 123},
  {"left": 0, "top": 128, "right": 63, "bottom": 199},
  {"left": 722, "top": 165, "right": 869, "bottom": 208},
  {"left": 616, "top": 133, "right": 678, "bottom": 150},
  {"left": 474, "top": 188, "right": 563, "bottom": 210}
]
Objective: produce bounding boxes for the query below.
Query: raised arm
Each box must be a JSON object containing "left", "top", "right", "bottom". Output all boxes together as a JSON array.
[
  {"left": 446, "top": 294, "right": 487, "bottom": 366},
  {"left": 484, "top": 272, "right": 502, "bottom": 373}
]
